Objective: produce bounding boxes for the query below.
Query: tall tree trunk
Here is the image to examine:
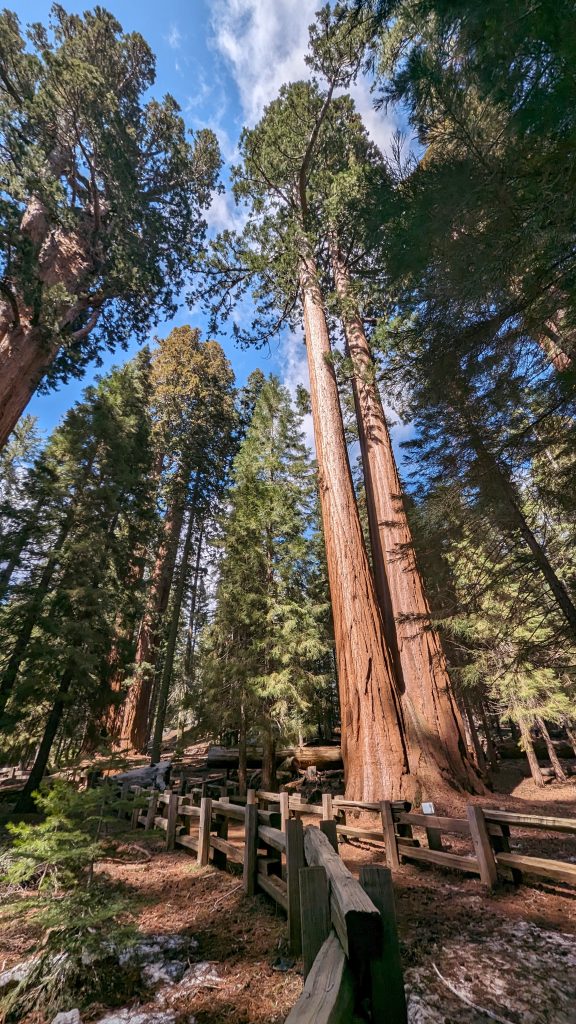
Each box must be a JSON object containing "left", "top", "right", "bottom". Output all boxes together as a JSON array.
[
  {"left": 0, "top": 325, "right": 59, "bottom": 450},
  {"left": 261, "top": 728, "right": 276, "bottom": 791},
  {"left": 479, "top": 700, "right": 498, "bottom": 771},
  {"left": 518, "top": 719, "right": 545, "bottom": 787},
  {"left": 15, "top": 669, "right": 73, "bottom": 812},
  {"left": 565, "top": 723, "right": 576, "bottom": 758},
  {"left": 330, "top": 239, "right": 482, "bottom": 795},
  {"left": 238, "top": 699, "right": 247, "bottom": 797},
  {"left": 461, "top": 691, "right": 488, "bottom": 774},
  {"left": 183, "top": 526, "right": 204, "bottom": 689},
  {"left": 0, "top": 495, "right": 45, "bottom": 600},
  {"left": 118, "top": 477, "right": 189, "bottom": 752},
  {"left": 0, "top": 516, "right": 71, "bottom": 717},
  {"left": 468, "top": 426, "right": 576, "bottom": 635},
  {"left": 298, "top": 243, "right": 412, "bottom": 802},
  {"left": 150, "top": 510, "right": 197, "bottom": 763},
  {"left": 536, "top": 717, "right": 567, "bottom": 782}
]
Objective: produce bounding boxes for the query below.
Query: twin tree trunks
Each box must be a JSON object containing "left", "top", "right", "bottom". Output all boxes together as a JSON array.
[{"left": 299, "top": 239, "right": 481, "bottom": 802}]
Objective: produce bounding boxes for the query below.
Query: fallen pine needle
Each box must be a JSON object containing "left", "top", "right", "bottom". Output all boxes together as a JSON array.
[
  {"left": 212, "top": 883, "right": 243, "bottom": 909},
  {"left": 432, "top": 964, "right": 516, "bottom": 1024}
]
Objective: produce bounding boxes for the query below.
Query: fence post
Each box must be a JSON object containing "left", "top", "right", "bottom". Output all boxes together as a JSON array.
[
  {"left": 145, "top": 790, "right": 159, "bottom": 831},
  {"left": 467, "top": 805, "right": 498, "bottom": 888},
  {"left": 380, "top": 800, "right": 400, "bottom": 870},
  {"left": 321, "top": 792, "right": 333, "bottom": 820},
  {"left": 320, "top": 819, "right": 338, "bottom": 853},
  {"left": 360, "top": 865, "right": 407, "bottom": 1024},
  {"left": 165, "top": 791, "right": 179, "bottom": 852},
  {"left": 130, "top": 786, "right": 142, "bottom": 829},
  {"left": 243, "top": 802, "right": 259, "bottom": 896},
  {"left": 198, "top": 796, "right": 212, "bottom": 867},
  {"left": 422, "top": 800, "right": 443, "bottom": 851},
  {"left": 299, "top": 865, "right": 330, "bottom": 978},
  {"left": 280, "top": 791, "right": 290, "bottom": 833},
  {"left": 247, "top": 788, "right": 256, "bottom": 806},
  {"left": 286, "top": 817, "right": 305, "bottom": 955}
]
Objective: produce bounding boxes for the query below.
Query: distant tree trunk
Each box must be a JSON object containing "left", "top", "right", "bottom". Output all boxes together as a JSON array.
[
  {"left": 467, "top": 424, "right": 576, "bottom": 635},
  {"left": 119, "top": 474, "right": 189, "bottom": 752},
  {"left": 565, "top": 723, "right": 576, "bottom": 758},
  {"left": 149, "top": 510, "right": 197, "bottom": 763},
  {"left": 238, "top": 700, "right": 247, "bottom": 797},
  {"left": 15, "top": 668, "right": 73, "bottom": 812},
  {"left": 461, "top": 691, "right": 487, "bottom": 775},
  {"left": 536, "top": 717, "right": 567, "bottom": 782},
  {"left": 183, "top": 525, "right": 204, "bottom": 690},
  {"left": 0, "top": 495, "right": 45, "bottom": 600},
  {"left": 298, "top": 241, "right": 412, "bottom": 802},
  {"left": 479, "top": 701, "right": 498, "bottom": 771},
  {"left": 519, "top": 719, "right": 545, "bottom": 787},
  {"left": 261, "top": 729, "right": 276, "bottom": 791},
  {"left": 330, "top": 238, "right": 482, "bottom": 796},
  {"left": 0, "top": 516, "right": 71, "bottom": 717}
]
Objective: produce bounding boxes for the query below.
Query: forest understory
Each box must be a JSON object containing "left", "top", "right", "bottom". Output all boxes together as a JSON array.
[{"left": 2, "top": 765, "right": 575, "bottom": 1024}]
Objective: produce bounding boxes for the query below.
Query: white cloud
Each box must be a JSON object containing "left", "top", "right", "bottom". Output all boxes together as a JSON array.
[
  {"left": 209, "top": 0, "right": 397, "bottom": 154},
  {"left": 205, "top": 189, "right": 248, "bottom": 234},
  {"left": 210, "top": 0, "right": 317, "bottom": 126},
  {"left": 281, "top": 329, "right": 315, "bottom": 453},
  {"left": 166, "top": 23, "right": 182, "bottom": 49}
]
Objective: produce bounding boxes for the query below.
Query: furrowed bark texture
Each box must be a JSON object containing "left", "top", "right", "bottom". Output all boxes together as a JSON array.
[
  {"left": 331, "top": 242, "right": 482, "bottom": 797},
  {"left": 299, "top": 246, "right": 412, "bottom": 802},
  {"left": 0, "top": 325, "right": 59, "bottom": 449},
  {"left": 119, "top": 490, "right": 187, "bottom": 751}
]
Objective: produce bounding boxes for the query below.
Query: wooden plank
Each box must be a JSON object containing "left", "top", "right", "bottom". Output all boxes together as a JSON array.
[
  {"left": 165, "top": 792, "right": 179, "bottom": 852},
  {"left": 336, "top": 825, "right": 385, "bottom": 842},
  {"left": 334, "top": 798, "right": 411, "bottom": 812},
  {"left": 258, "top": 809, "right": 282, "bottom": 828},
  {"left": 197, "top": 796, "right": 212, "bottom": 867},
  {"left": 176, "top": 833, "right": 199, "bottom": 852},
  {"left": 482, "top": 809, "right": 576, "bottom": 834},
  {"left": 396, "top": 812, "right": 471, "bottom": 835},
  {"left": 257, "top": 872, "right": 288, "bottom": 911},
  {"left": 145, "top": 791, "right": 159, "bottom": 830},
  {"left": 320, "top": 819, "right": 338, "bottom": 853},
  {"left": 256, "top": 789, "right": 280, "bottom": 803},
  {"left": 280, "top": 791, "right": 290, "bottom": 833},
  {"left": 304, "top": 826, "right": 381, "bottom": 962},
  {"left": 284, "top": 931, "right": 354, "bottom": 1024},
  {"left": 209, "top": 836, "right": 243, "bottom": 864},
  {"left": 399, "top": 843, "right": 480, "bottom": 874},
  {"left": 213, "top": 800, "right": 245, "bottom": 822},
  {"left": 286, "top": 818, "right": 305, "bottom": 955},
  {"left": 243, "top": 802, "right": 258, "bottom": 896},
  {"left": 258, "top": 824, "right": 286, "bottom": 853},
  {"left": 289, "top": 801, "right": 324, "bottom": 817},
  {"left": 178, "top": 804, "right": 201, "bottom": 818},
  {"left": 360, "top": 865, "right": 407, "bottom": 1024},
  {"left": 495, "top": 852, "right": 576, "bottom": 886},
  {"left": 380, "top": 801, "right": 400, "bottom": 871},
  {"left": 153, "top": 815, "right": 168, "bottom": 830},
  {"left": 299, "top": 866, "right": 330, "bottom": 979},
  {"left": 213, "top": 814, "right": 229, "bottom": 869},
  {"left": 467, "top": 805, "right": 498, "bottom": 888}
]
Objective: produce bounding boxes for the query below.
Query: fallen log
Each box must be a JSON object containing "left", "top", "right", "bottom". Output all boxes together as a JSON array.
[{"left": 205, "top": 745, "right": 343, "bottom": 771}]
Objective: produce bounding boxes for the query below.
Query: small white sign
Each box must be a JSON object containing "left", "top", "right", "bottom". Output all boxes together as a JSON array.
[{"left": 421, "top": 801, "right": 435, "bottom": 815}]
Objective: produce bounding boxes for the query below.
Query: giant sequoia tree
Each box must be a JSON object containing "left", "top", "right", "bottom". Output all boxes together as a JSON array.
[{"left": 0, "top": 5, "right": 221, "bottom": 447}]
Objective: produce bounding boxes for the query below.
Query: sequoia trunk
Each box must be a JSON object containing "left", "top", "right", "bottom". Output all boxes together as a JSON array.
[
  {"left": 330, "top": 241, "right": 482, "bottom": 796},
  {"left": 299, "top": 244, "right": 411, "bottom": 802},
  {"left": 0, "top": 325, "right": 59, "bottom": 449}
]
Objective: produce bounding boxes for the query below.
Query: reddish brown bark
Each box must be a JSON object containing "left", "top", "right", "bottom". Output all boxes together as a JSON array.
[
  {"left": 299, "top": 244, "right": 413, "bottom": 802},
  {"left": 118, "top": 490, "right": 187, "bottom": 752},
  {"left": 330, "top": 241, "right": 482, "bottom": 796},
  {"left": 536, "top": 717, "right": 567, "bottom": 783},
  {"left": 519, "top": 719, "right": 545, "bottom": 786},
  {"left": 0, "top": 325, "right": 59, "bottom": 449}
]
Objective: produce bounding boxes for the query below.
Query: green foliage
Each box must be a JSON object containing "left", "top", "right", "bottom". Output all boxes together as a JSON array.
[{"left": 0, "top": 4, "right": 221, "bottom": 390}]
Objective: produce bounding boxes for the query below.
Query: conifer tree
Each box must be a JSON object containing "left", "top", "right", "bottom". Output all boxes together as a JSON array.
[
  {"left": 0, "top": 5, "right": 221, "bottom": 447},
  {"left": 200, "top": 377, "right": 331, "bottom": 791},
  {"left": 0, "top": 358, "right": 155, "bottom": 809}
]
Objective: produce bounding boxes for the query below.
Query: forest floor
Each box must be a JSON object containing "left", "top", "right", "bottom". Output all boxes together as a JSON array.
[{"left": 2, "top": 764, "right": 576, "bottom": 1024}]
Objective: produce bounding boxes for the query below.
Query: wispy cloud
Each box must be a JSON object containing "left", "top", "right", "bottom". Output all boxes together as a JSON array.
[{"left": 166, "top": 23, "right": 182, "bottom": 49}]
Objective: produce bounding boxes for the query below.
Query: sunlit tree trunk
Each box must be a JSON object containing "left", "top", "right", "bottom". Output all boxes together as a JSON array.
[
  {"left": 330, "top": 239, "right": 482, "bottom": 796},
  {"left": 299, "top": 242, "right": 413, "bottom": 801},
  {"left": 519, "top": 719, "right": 544, "bottom": 787},
  {"left": 536, "top": 717, "right": 567, "bottom": 783}
]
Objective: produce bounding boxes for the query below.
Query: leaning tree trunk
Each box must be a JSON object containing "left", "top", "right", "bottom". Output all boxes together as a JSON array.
[
  {"left": 518, "top": 719, "right": 545, "bottom": 787},
  {"left": 15, "top": 669, "right": 73, "bottom": 813},
  {"left": 536, "top": 717, "right": 567, "bottom": 783},
  {"left": 118, "top": 476, "right": 189, "bottom": 752},
  {"left": 0, "top": 324, "right": 60, "bottom": 450},
  {"left": 565, "top": 723, "right": 576, "bottom": 758},
  {"left": 330, "top": 240, "right": 482, "bottom": 796},
  {"left": 467, "top": 424, "right": 576, "bottom": 636},
  {"left": 298, "top": 243, "right": 412, "bottom": 802},
  {"left": 149, "top": 509, "right": 197, "bottom": 763}
]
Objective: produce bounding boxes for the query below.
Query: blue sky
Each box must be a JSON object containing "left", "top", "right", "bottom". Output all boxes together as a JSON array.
[{"left": 18, "top": 0, "right": 402, "bottom": 449}]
